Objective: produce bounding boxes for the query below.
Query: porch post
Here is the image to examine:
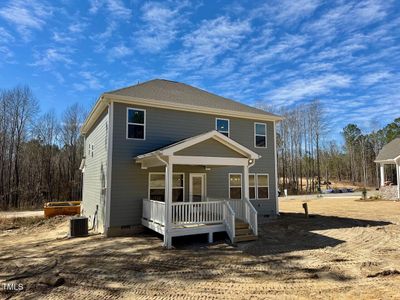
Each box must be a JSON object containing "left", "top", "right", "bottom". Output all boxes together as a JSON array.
[
  {"left": 163, "top": 163, "right": 173, "bottom": 248},
  {"left": 380, "top": 163, "right": 385, "bottom": 187},
  {"left": 397, "top": 163, "right": 400, "bottom": 200},
  {"left": 243, "top": 165, "right": 249, "bottom": 200}
]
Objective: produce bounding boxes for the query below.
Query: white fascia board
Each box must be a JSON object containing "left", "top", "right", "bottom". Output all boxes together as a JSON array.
[
  {"left": 81, "top": 95, "right": 109, "bottom": 134},
  {"left": 170, "top": 156, "right": 249, "bottom": 166},
  {"left": 161, "top": 130, "right": 261, "bottom": 160},
  {"left": 103, "top": 94, "right": 284, "bottom": 122}
]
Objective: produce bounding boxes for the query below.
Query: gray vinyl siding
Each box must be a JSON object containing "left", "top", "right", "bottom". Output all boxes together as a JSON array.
[
  {"left": 82, "top": 108, "right": 108, "bottom": 232},
  {"left": 110, "top": 102, "right": 277, "bottom": 227}
]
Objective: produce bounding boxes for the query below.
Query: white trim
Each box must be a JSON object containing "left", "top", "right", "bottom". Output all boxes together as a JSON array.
[
  {"left": 148, "top": 172, "right": 185, "bottom": 202},
  {"left": 256, "top": 173, "right": 270, "bottom": 200},
  {"left": 105, "top": 101, "right": 114, "bottom": 234},
  {"left": 126, "top": 107, "right": 146, "bottom": 140},
  {"left": 229, "top": 173, "right": 242, "bottom": 199},
  {"left": 254, "top": 122, "right": 267, "bottom": 148},
  {"left": 189, "top": 173, "right": 207, "bottom": 202},
  {"left": 137, "top": 130, "right": 261, "bottom": 160},
  {"left": 215, "top": 118, "right": 230, "bottom": 137},
  {"left": 170, "top": 156, "right": 249, "bottom": 166},
  {"left": 273, "top": 121, "right": 279, "bottom": 214},
  {"left": 249, "top": 173, "right": 256, "bottom": 200}
]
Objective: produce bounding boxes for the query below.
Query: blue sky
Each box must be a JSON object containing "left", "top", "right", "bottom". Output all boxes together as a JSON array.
[{"left": 0, "top": 0, "right": 399, "bottom": 136}]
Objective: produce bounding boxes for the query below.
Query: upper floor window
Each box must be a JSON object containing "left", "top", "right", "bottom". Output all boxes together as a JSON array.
[
  {"left": 254, "top": 123, "right": 267, "bottom": 148},
  {"left": 216, "top": 118, "right": 230, "bottom": 137},
  {"left": 127, "top": 108, "right": 145, "bottom": 140}
]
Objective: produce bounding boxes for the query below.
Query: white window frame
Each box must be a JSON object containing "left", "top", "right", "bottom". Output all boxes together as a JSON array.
[
  {"left": 228, "top": 173, "right": 242, "bottom": 199},
  {"left": 254, "top": 122, "right": 267, "bottom": 148},
  {"left": 256, "top": 173, "right": 269, "bottom": 200},
  {"left": 148, "top": 172, "right": 185, "bottom": 201},
  {"left": 216, "top": 118, "right": 230, "bottom": 137},
  {"left": 249, "top": 173, "right": 256, "bottom": 200},
  {"left": 126, "top": 107, "right": 146, "bottom": 140}
]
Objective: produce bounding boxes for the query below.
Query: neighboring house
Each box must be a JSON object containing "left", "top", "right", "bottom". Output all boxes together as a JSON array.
[
  {"left": 80, "top": 79, "right": 283, "bottom": 248},
  {"left": 375, "top": 138, "right": 400, "bottom": 200}
]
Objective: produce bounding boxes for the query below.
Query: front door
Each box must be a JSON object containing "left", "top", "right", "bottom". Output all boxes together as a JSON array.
[{"left": 189, "top": 173, "right": 206, "bottom": 202}]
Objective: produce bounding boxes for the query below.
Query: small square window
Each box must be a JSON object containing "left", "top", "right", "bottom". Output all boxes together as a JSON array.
[{"left": 216, "top": 118, "right": 230, "bottom": 137}]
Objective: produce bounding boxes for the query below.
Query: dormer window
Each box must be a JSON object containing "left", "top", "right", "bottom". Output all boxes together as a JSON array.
[{"left": 216, "top": 118, "right": 230, "bottom": 137}]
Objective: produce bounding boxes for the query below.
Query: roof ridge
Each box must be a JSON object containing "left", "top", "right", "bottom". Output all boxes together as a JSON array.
[{"left": 105, "top": 79, "right": 161, "bottom": 95}]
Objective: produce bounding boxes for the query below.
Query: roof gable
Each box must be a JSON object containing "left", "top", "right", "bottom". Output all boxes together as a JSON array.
[
  {"left": 136, "top": 130, "right": 261, "bottom": 160},
  {"left": 375, "top": 138, "right": 400, "bottom": 162}
]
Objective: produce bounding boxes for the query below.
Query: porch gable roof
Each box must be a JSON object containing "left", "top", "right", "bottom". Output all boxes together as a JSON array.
[
  {"left": 375, "top": 138, "right": 400, "bottom": 164},
  {"left": 135, "top": 130, "right": 260, "bottom": 168}
]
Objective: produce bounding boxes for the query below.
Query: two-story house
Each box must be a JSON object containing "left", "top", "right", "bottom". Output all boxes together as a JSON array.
[{"left": 80, "top": 79, "right": 282, "bottom": 248}]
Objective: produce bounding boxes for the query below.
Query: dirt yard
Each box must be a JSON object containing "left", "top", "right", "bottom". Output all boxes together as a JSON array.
[{"left": 1, "top": 197, "right": 400, "bottom": 299}]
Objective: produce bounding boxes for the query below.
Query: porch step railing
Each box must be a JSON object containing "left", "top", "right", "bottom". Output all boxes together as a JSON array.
[
  {"left": 171, "top": 201, "right": 224, "bottom": 225},
  {"left": 243, "top": 198, "right": 258, "bottom": 236},
  {"left": 226, "top": 199, "right": 258, "bottom": 236},
  {"left": 223, "top": 201, "right": 235, "bottom": 242}
]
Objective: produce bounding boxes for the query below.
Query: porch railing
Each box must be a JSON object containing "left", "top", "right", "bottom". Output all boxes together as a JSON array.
[
  {"left": 143, "top": 199, "right": 165, "bottom": 225},
  {"left": 171, "top": 201, "right": 224, "bottom": 225},
  {"left": 142, "top": 197, "right": 256, "bottom": 242}
]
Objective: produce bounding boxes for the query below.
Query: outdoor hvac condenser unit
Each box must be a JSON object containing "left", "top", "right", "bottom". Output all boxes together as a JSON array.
[{"left": 70, "top": 216, "right": 88, "bottom": 237}]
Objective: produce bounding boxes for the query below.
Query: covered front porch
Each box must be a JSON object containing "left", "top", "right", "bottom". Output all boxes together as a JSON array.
[
  {"left": 136, "top": 131, "right": 260, "bottom": 248},
  {"left": 375, "top": 138, "right": 400, "bottom": 200}
]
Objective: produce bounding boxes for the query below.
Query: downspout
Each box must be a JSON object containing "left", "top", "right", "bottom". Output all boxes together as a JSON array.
[
  {"left": 155, "top": 154, "right": 171, "bottom": 247},
  {"left": 105, "top": 100, "right": 113, "bottom": 235},
  {"left": 273, "top": 120, "right": 280, "bottom": 215}
]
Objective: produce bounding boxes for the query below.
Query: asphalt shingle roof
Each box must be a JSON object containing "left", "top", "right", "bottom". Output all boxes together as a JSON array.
[
  {"left": 106, "top": 79, "right": 279, "bottom": 118},
  {"left": 376, "top": 138, "right": 400, "bottom": 161}
]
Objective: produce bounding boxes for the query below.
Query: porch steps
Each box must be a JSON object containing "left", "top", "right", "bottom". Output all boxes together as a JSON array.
[{"left": 234, "top": 220, "right": 257, "bottom": 243}]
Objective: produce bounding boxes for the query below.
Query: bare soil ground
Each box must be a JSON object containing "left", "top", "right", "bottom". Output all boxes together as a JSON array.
[{"left": 1, "top": 198, "right": 400, "bottom": 299}]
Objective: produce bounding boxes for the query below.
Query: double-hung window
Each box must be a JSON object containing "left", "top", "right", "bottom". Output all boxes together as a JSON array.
[
  {"left": 216, "top": 118, "right": 230, "bottom": 137},
  {"left": 256, "top": 174, "right": 269, "bottom": 199},
  {"left": 229, "top": 173, "right": 242, "bottom": 199},
  {"left": 254, "top": 123, "right": 267, "bottom": 148},
  {"left": 127, "top": 108, "right": 145, "bottom": 139},
  {"left": 249, "top": 174, "right": 256, "bottom": 199},
  {"left": 246, "top": 173, "right": 269, "bottom": 199},
  {"left": 148, "top": 173, "right": 184, "bottom": 202}
]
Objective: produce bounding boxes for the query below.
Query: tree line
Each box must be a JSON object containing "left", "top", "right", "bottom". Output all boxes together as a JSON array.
[
  {"left": 276, "top": 100, "right": 400, "bottom": 194},
  {"left": 1, "top": 85, "right": 399, "bottom": 209},
  {"left": 0, "top": 85, "right": 85, "bottom": 210}
]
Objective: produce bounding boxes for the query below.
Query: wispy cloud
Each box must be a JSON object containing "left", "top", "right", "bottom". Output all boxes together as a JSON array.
[
  {"left": 30, "top": 47, "right": 74, "bottom": 69},
  {"left": 73, "top": 71, "right": 105, "bottom": 91},
  {"left": 255, "top": 0, "right": 321, "bottom": 25},
  {"left": 89, "top": 0, "right": 131, "bottom": 20},
  {"left": 360, "top": 71, "right": 393, "bottom": 86},
  {"left": 265, "top": 74, "right": 352, "bottom": 105},
  {"left": 0, "top": 0, "right": 52, "bottom": 39},
  {"left": 135, "top": 1, "right": 189, "bottom": 53},
  {"left": 107, "top": 43, "right": 133, "bottom": 61},
  {"left": 172, "top": 17, "right": 251, "bottom": 70}
]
